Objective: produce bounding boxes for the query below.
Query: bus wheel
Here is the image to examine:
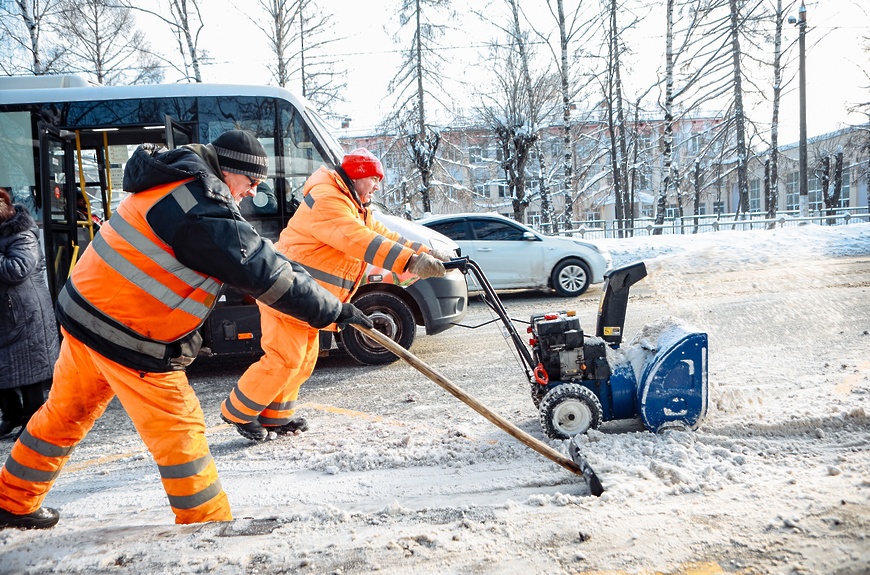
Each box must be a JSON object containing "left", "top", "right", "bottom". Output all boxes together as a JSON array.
[{"left": 341, "top": 292, "right": 416, "bottom": 365}]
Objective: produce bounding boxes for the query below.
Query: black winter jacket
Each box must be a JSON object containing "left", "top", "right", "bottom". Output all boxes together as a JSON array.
[
  {"left": 0, "top": 206, "right": 59, "bottom": 389},
  {"left": 56, "top": 143, "right": 341, "bottom": 372}
]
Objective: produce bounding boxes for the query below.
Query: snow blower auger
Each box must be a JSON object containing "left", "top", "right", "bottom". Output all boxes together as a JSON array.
[{"left": 444, "top": 258, "right": 709, "bottom": 440}]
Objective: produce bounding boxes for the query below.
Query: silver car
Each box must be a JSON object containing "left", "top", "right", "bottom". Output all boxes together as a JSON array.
[{"left": 418, "top": 213, "right": 612, "bottom": 297}]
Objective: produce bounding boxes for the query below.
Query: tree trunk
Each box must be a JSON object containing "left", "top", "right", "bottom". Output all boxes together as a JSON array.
[
  {"left": 729, "top": 0, "right": 749, "bottom": 224},
  {"left": 767, "top": 0, "right": 784, "bottom": 228},
  {"left": 655, "top": 0, "right": 676, "bottom": 236}
]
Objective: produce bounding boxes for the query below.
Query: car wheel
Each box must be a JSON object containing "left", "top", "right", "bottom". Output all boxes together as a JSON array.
[
  {"left": 551, "top": 258, "right": 591, "bottom": 297},
  {"left": 340, "top": 292, "right": 416, "bottom": 365}
]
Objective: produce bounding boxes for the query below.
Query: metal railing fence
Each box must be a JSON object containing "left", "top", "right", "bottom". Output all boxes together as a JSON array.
[{"left": 535, "top": 207, "right": 870, "bottom": 239}]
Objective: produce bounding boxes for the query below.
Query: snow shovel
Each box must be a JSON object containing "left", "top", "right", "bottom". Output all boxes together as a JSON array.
[{"left": 351, "top": 325, "right": 605, "bottom": 496}]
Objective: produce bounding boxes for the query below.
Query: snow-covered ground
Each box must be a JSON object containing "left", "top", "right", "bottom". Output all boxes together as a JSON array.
[{"left": 1, "top": 221, "right": 869, "bottom": 575}]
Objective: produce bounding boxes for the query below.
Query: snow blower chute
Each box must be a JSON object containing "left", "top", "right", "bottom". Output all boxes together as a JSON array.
[{"left": 446, "top": 258, "right": 708, "bottom": 439}]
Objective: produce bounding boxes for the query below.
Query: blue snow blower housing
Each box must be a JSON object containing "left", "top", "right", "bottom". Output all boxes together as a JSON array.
[{"left": 445, "top": 259, "right": 708, "bottom": 439}]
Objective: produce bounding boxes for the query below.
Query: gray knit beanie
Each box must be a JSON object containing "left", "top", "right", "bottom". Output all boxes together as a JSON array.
[{"left": 211, "top": 130, "right": 269, "bottom": 180}]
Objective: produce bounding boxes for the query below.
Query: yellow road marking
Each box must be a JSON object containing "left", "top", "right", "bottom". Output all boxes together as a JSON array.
[
  {"left": 62, "top": 401, "right": 487, "bottom": 473},
  {"left": 834, "top": 361, "right": 870, "bottom": 395},
  {"left": 575, "top": 562, "right": 757, "bottom": 575}
]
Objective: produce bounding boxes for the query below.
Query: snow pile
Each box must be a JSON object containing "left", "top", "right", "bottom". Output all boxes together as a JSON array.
[{"left": 0, "top": 222, "right": 867, "bottom": 574}]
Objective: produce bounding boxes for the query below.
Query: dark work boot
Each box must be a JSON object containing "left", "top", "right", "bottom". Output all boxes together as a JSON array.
[
  {"left": 267, "top": 417, "right": 309, "bottom": 436},
  {"left": 220, "top": 413, "right": 268, "bottom": 441},
  {"left": 0, "top": 507, "right": 60, "bottom": 530}
]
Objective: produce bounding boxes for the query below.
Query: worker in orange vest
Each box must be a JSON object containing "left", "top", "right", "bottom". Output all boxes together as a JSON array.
[
  {"left": 220, "top": 148, "right": 447, "bottom": 441},
  {"left": 0, "top": 130, "right": 371, "bottom": 530}
]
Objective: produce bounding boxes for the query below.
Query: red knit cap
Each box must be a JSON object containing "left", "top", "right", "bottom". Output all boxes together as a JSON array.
[{"left": 341, "top": 148, "right": 384, "bottom": 181}]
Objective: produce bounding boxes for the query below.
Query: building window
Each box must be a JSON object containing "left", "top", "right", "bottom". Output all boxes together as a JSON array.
[
  {"left": 713, "top": 201, "right": 725, "bottom": 215},
  {"left": 839, "top": 171, "right": 851, "bottom": 208},
  {"left": 785, "top": 172, "right": 799, "bottom": 211},
  {"left": 749, "top": 179, "right": 761, "bottom": 212},
  {"left": 808, "top": 174, "right": 823, "bottom": 212},
  {"left": 473, "top": 183, "right": 489, "bottom": 198},
  {"left": 469, "top": 146, "right": 483, "bottom": 164}
]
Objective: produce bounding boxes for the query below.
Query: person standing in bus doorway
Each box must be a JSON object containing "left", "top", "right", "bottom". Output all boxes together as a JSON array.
[
  {"left": 220, "top": 148, "right": 449, "bottom": 442},
  {"left": 0, "top": 131, "right": 372, "bottom": 530},
  {"left": 0, "top": 187, "right": 58, "bottom": 441}
]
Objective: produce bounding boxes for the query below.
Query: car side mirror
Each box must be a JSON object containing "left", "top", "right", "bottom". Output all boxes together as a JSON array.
[{"left": 522, "top": 231, "right": 537, "bottom": 241}]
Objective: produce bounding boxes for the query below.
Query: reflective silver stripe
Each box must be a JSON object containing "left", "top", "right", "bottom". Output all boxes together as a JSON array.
[
  {"left": 258, "top": 415, "right": 289, "bottom": 426},
  {"left": 167, "top": 478, "right": 224, "bottom": 510},
  {"left": 267, "top": 400, "right": 296, "bottom": 411},
  {"left": 257, "top": 263, "right": 295, "bottom": 306},
  {"left": 18, "top": 428, "right": 75, "bottom": 458},
  {"left": 225, "top": 388, "right": 267, "bottom": 422},
  {"left": 300, "top": 264, "right": 355, "bottom": 291},
  {"left": 172, "top": 184, "right": 198, "bottom": 213},
  {"left": 382, "top": 242, "right": 404, "bottom": 270},
  {"left": 303, "top": 194, "right": 315, "bottom": 208},
  {"left": 105, "top": 216, "right": 220, "bottom": 319},
  {"left": 112, "top": 214, "right": 220, "bottom": 294},
  {"left": 364, "top": 235, "right": 386, "bottom": 263},
  {"left": 158, "top": 454, "right": 213, "bottom": 480},
  {"left": 4, "top": 455, "right": 57, "bottom": 483},
  {"left": 394, "top": 234, "right": 423, "bottom": 252},
  {"left": 59, "top": 285, "right": 168, "bottom": 356}
]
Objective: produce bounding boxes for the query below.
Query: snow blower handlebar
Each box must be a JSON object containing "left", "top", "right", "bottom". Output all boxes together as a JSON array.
[{"left": 443, "top": 257, "right": 537, "bottom": 376}]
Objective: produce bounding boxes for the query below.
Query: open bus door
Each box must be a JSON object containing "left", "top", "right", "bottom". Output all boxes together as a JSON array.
[
  {"left": 164, "top": 114, "right": 194, "bottom": 150},
  {"left": 38, "top": 123, "right": 79, "bottom": 302}
]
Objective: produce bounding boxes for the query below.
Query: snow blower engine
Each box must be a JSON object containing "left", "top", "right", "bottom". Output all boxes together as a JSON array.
[{"left": 445, "top": 259, "right": 708, "bottom": 440}]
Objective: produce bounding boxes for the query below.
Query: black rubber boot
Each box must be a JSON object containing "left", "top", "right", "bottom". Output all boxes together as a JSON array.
[
  {"left": 0, "top": 507, "right": 60, "bottom": 530},
  {"left": 267, "top": 417, "right": 309, "bottom": 436},
  {"left": 220, "top": 413, "right": 268, "bottom": 441}
]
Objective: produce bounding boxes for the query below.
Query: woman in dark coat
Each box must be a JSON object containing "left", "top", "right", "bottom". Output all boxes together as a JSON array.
[{"left": 0, "top": 188, "right": 59, "bottom": 439}]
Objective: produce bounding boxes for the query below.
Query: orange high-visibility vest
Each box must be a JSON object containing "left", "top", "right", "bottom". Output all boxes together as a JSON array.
[{"left": 58, "top": 179, "right": 222, "bottom": 357}]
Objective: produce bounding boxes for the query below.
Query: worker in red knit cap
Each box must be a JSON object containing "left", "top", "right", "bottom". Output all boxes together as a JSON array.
[{"left": 220, "top": 148, "right": 448, "bottom": 441}]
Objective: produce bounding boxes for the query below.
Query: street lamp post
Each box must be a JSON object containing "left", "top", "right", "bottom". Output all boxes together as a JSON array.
[{"left": 797, "top": 1, "right": 808, "bottom": 217}]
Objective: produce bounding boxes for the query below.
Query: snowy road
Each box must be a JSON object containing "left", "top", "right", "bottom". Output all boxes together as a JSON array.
[{"left": 1, "top": 224, "right": 868, "bottom": 575}]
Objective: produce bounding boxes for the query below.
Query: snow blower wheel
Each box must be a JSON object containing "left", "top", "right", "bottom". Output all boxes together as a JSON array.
[{"left": 539, "top": 384, "right": 603, "bottom": 440}]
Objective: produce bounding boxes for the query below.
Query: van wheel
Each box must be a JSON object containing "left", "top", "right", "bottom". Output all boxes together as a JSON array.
[{"left": 341, "top": 292, "right": 416, "bottom": 365}]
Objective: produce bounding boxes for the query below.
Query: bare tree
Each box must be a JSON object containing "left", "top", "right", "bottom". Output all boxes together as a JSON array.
[
  {"left": 253, "top": 0, "right": 345, "bottom": 116},
  {"left": 765, "top": 0, "right": 793, "bottom": 227},
  {"left": 386, "top": 0, "right": 455, "bottom": 215},
  {"left": 120, "top": 0, "right": 206, "bottom": 82},
  {"left": 0, "top": 0, "right": 66, "bottom": 75},
  {"left": 478, "top": 39, "right": 558, "bottom": 223},
  {"left": 505, "top": 0, "right": 557, "bottom": 231},
  {"left": 55, "top": 0, "right": 162, "bottom": 85}
]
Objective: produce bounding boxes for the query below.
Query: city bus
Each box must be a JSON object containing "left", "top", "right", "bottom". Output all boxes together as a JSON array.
[{"left": 0, "top": 75, "right": 467, "bottom": 365}]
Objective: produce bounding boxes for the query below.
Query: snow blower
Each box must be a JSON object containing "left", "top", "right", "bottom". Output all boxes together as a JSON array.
[{"left": 445, "top": 258, "right": 709, "bottom": 440}]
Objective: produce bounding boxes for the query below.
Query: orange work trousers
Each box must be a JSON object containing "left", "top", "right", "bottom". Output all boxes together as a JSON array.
[
  {"left": 0, "top": 329, "right": 231, "bottom": 524},
  {"left": 221, "top": 302, "right": 319, "bottom": 426}
]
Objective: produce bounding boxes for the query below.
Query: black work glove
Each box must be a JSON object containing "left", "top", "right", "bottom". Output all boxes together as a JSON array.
[{"left": 336, "top": 303, "right": 373, "bottom": 330}]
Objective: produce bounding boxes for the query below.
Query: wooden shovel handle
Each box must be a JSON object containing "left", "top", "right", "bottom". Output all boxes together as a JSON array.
[{"left": 351, "top": 325, "right": 587, "bottom": 478}]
